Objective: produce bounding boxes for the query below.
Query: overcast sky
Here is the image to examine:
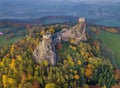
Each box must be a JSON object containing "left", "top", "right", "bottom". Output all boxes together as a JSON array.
[
  {"left": 0, "top": 0, "right": 120, "bottom": 3},
  {"left": 51, "top": 0, "right": 120, "bottom": 4},
  {"left": 0, "top": 0, "right": 120, "bottom": 19}
]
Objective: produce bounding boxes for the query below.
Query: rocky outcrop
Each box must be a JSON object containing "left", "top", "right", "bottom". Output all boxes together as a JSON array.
[
  {"left": 61, "top": 17, "right": 86, "bottom": 44},
  {"left": 33, "top": 33, "right": 56, "bottom": 65}
]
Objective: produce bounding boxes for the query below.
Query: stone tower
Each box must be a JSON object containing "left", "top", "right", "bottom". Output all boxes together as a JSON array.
[
  {"left": 78, "top": 17, "right": 86, "bottom": 41},
  {"left": 43, "top": 32, "right": 51, "bottom": 40},
  {"left": 61, "top": 17, "right": 87, "bottom": 44},
  {"left": 79, "top": 17, "right": 85, "bottom": 23},
  {"left": 42, "top": 32, "right": 52, "bottom": 48}
]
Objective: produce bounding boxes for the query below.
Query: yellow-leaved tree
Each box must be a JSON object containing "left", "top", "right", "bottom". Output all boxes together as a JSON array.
[
  {"left": 10, "top": 44, "right": 15, "bottom": 57},
  {"left": 2, "top": 75, "right": 8, "bottom": 88},
  {"left": 45, "top": 83, "right": 56, "bottom": 88},
  {"left": 9, "top": 59, "right": 17, "bottom": 72},
  {"left": 40, "top": 30, "right": 45, "bottom": 35},
  {"left": 49, "top": 26, "right": 55, "bottom": 34},
  {"left": 85, "top": 68, "right": 93, "bottom": 78}
]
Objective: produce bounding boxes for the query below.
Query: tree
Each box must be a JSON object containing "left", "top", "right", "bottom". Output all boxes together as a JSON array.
[
  {"left": 18, "top": 82, "right": 33, "bottom": 88},
  {"left": 32, "top": 80, "right": 40, "bottom": 88},
  {"left": 17, "top": 55, "right": 22, "bottom": 61},
  {"left": 74, "top": 74, "right": 80, "bottom": 80},
  {"left": 49, "top": 26, "right": 55, "bottom": 34},
  {"left": 40, "top": 30, "right": 45, "bottom": 35},
  {"left": 45, "top": 83, "right": 56, "bottom": 88},
  {"left": 85, "top": 68, "right": 93, "bottom": 78},
  {"left": 2, "top": 75, "right": 8, "bottom": 88},
  {"left": 10, "top": 44, "right": 15, "bottom": 57},
  {"left": 77, "top": 60, "right": 82, "bottom": 65},
  {"left": 9, "top": 59, "right": 17, "bottom": 72},
  {"left": 69, "top": 45, "right": 77, "bottom": 51},
  {"left": 57, "top": 43, "right": 62, "bottom": 50}
]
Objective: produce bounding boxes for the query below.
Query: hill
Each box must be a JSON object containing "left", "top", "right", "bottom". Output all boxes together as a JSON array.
[{"left": 0, "top": 18, "right": 120, "bottom": 88}]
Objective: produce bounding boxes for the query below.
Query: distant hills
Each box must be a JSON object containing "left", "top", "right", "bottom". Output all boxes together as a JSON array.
[
  {"left": 1, "top": 16, "right": 120, "bottom": 28},
  {"left": 0, "top": 1, "right": 120, "bottom": 27},
  {"left": 0, "top": 1, "right": 120, "bottom": 22}
]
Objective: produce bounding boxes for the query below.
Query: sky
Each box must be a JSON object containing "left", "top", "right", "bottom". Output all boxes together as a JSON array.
[
  {"left": 0, "top": 0, "right": 120, "bottom": 3},
  {"left": 0, "top": 0, "right": 120, "bottom": 19},
  {"left": 50, "top": 0, "right": 120, "bottom": 4},
  {"left": 0, "top": 0, "right": 120, "bottom": 6}
]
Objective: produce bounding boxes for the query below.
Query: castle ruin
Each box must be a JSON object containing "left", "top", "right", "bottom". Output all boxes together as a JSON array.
[
  {"left": 61, "top": 17, "right": 86, "bottom": 44},
  {"left": 33, "top": 17, "right": 86, "bottom": 65}
]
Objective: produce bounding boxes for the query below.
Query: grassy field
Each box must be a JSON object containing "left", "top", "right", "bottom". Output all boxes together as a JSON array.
[
  {"left": 0, "top": 35, "right": 24, "bottom": 47},
  {"left": 0, "top": 27, "right": 26, "bottom": 47},
  {"left": 98, "top": 31, "right": 120, "bottom": 68}
]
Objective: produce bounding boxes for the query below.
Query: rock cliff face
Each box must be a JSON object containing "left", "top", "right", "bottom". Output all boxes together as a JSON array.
[
  {"left": 33, "top": 17, "right": 86, "bottom": 65},
  {"left": 33, "top": 33, "right": 56, "bottom": 65}
]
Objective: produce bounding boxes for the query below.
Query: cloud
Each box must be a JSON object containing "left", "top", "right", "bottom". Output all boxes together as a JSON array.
[
  {"left": 49, "top": 0, "right": 120, "bottom": 3},
  {"left": 0, "top": 0, "right": 120, "bottom": 4}
]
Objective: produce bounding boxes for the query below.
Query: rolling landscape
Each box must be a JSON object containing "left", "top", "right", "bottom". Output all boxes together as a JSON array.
[{"left": 0, "top": 0, "right": 120, "bottom": 88}]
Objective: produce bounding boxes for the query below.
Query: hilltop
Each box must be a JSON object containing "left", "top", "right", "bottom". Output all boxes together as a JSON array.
[
  {"left": 0, "top": 17, "right": 120, "bottom": 88},
  {"left": 33, "top": 18, "right": 86, "bottom": 65}
]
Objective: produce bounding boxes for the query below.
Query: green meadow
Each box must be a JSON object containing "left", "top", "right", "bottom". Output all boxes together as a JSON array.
[
  {"left": 98, "top": 31, "right": 120, "bottom": 68},
  {"left": 0, "top": 27, "right": 25, "bottom": 47},
  {"left": 0, "top": 35, "right": 24, "bottom": 47}
]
